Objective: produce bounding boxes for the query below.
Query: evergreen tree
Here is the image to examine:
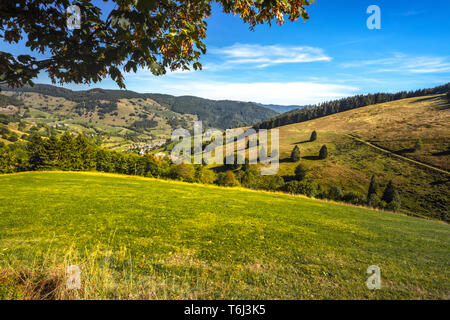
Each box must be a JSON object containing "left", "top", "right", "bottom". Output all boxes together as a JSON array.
[
  {"left": 319, "top": 145, "right": 328, "bottom": 159},
  {"left": 367, "top": 175, "right": 377, "bottom": 199},
  {"left": 310, "top": 130, "right": 317, "bottom": 141},
  {"left": 290, "top": 145, "right": 300, "bottom": 162},
  {"left": 294, "top": 163, "right": 307, "bottom": 181},
  {"left": 46, "top": 134, "right": 59, "bottom": 167},
  {"left": 58, "top": 131, "right": 74, "bottom": 170},
  {"left": 27, "top": 134, "right": 49, "bottom": 170},
  {"left": 381, "top": 180, "right": 396, "bottom": 203}
]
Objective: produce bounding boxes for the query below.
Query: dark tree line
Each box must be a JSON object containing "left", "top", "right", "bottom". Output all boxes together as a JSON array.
[
  {"left": 0, "top": 132, "right": 167, "bottom": 177},
  {"left": 255, "top": 83, "right": 450, "bottom": 130}
]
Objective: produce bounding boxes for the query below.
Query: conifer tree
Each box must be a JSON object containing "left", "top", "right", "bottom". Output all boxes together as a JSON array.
[
  {"left": 367, "top": 175, "right": 377, "bottom": 199},
  {"left": 291, "top": 145, "right": 300, "bottom": 162},
  {"left": 294, "top": 163, "right": 307, "bottom": 181},
  {"left": 319, "top": 145, "right": 328, "bottom": 159},
  {"left": 382, "top": 180, "right": 396, "bottom": 203}
]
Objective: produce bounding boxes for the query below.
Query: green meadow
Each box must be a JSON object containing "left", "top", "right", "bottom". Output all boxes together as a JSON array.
[{"left": 0, "top": 171, "right": 449, "bottom": 299}]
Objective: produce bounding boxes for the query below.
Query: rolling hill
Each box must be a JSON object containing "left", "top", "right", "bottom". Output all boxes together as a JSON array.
[
  {"left": 0, "top": 84, "right": 278, "bottom": 149},
  {"left": 231, "top": 94, "right": 449, "bottom": 220},
  {"left": 0, "top": 171, "right": 448, "bottom": 299}
]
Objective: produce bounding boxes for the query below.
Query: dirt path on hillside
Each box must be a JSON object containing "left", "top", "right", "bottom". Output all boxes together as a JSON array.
[{"left": 347, "top": 134, "right": 450, "bottom": 176}]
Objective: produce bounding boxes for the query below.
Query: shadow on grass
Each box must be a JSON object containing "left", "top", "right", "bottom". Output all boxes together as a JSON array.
[
  {"left": 410, "top": 96, "right": 439, "bottom": 104},
  {"left": 279, "top": 158, "right": 295, "bottom": 164},
  {"left": 294, "top": 140, "right": 312, "bottom": 145},
  {"left": 432, "top": 149, "right": 450, "bottom": 156},
  {"left": 430, "top": 179, "right": 450, "bottom": 186},
  {"left": 302, "top": 155, "right": 321, "bottom": 160},
  {"left": 395, "top": 148, "right": 416, "bottom": 154}
]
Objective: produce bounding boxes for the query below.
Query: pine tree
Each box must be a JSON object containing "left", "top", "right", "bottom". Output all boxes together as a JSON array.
[
  {"left": 294, "top": 163, "right": 307, "bottom": 181},
  {"left": 319, "top": 145, "right": 328, "bottom": 159},
  {"left": 310, "top": 130, "right": 317, "bottom": 142},
  {"left": 27, "top": 134, "right": 49, "bottom": 170},
  {"left": 367, "top": 175, "right": 377, "bottom": 199},
  {"left": 290, "top": 145, "right": 300, "bottom": 162},
  {"left": 381, "top": 180, "right": 396, "bottom": 203}
]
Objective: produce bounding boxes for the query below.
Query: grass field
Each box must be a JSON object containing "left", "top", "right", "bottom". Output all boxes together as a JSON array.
[{"left": 0, "top": 171, "right": 448, "bottom": 299}]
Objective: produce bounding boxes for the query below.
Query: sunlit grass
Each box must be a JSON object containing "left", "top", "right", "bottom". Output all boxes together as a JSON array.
[{"left": 0, "top": 171, "right": 449, "bottom": 299}]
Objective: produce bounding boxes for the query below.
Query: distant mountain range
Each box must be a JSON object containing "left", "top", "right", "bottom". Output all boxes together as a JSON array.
[
  {"left": 0, "top": 84, "right": 279, "bottom": 149},
  {"left": 0, "top": 84, "right": 278, "bottom": 129},
  {"left": 257, "top": 103, "right": 305, "bottom": 113}
]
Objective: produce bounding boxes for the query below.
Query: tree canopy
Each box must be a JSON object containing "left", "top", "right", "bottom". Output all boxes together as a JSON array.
[{"left": 0, "top": 0, "right": 313, "bottom": 89}]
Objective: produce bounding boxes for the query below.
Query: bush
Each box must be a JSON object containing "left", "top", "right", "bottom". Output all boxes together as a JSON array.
[
  {"left": 170, "top": 163, "right": 195, "bottom": 182},
  {"left": 342, "top": 192, "right": 366, "bottom": 205},
  {"left": 319, "top": 145, "right": 328, "bottom": 159},
  {"left": 385, "top": 199, "right": 401, "bottom": 212},
  {"left": 195, "top": 165, "right": 216, "bottom": 184},
  {"left": 237, "top": 165, "right": 260, "bottom": 189},
  {"left": 384, "top": 189, "right": 401, "bottom": 212},
  {"left": 216, "top": 171, "right": 239, "bottom": 187},
  {"left": 258, "top": 175, "right": 285, "bottom": 191},
  {"left": 328, "top": 185, "right": 343, "bottom": 201},
  {"left": 310, "top": 130, "right": 317, "bottom": 142},
  {"left": 367, "top": 193, "right": 381, "bottom": 208},
  {"left": 284, "top": 180, "right": 317, "bottom": 197}
]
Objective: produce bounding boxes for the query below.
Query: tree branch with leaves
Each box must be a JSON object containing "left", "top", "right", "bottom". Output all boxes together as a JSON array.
[{"left": 0, "top": 0, "right": 313, "bottom": 90}]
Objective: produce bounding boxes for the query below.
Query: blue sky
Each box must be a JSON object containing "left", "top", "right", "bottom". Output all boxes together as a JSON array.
[{"left": 2, "top": 0, "right": 450, "bottom": 105}]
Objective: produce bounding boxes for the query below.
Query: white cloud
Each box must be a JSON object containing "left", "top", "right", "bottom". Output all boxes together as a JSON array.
[
  {"left": 162, "top": 81, "right": 357, "bottom": 105},
  {"left": 341, "top": 53, "right": 450, "bottom": 74},
  {"left": 209, "top": 43, "right": 331, "bottom": 68}
]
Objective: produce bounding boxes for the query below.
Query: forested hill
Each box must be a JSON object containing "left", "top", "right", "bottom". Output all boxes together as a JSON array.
[
  {"left": 0, "top": 84, "right": 278, "bottom": 129},
  {"left": 254, "top": 83, "right": 450, "bottom": 130}
]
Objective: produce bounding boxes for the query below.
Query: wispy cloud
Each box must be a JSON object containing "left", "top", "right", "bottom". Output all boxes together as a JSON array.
[
  {"left": 209, "top": 43, "right": 332, "bottom": 68},
  {"left": 341, "top": 53, "right": 450, "bottom": 74}
]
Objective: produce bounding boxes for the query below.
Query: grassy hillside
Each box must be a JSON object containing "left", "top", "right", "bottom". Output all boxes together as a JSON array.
[
  {"left": 0, "top": 84, "right": 278, "bottom": 149},
  {"left": 0, "top": 171, "right": 449, "bottom": 299},
  {"left": 0, "top": 90, "right": 198, "bottom": 149},
  {"left": 245, "top": 94, "right": 449, "bottom": 219}
]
